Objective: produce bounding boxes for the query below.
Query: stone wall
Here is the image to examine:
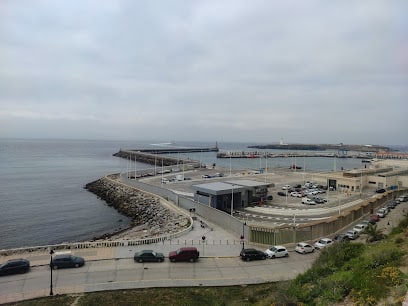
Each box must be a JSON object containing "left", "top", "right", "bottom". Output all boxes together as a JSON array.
[{"left": 84, "top": 176, "right": 191, "bottom": 239}]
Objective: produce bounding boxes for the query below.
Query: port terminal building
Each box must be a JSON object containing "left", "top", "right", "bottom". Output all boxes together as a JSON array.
[
  {"left": 192, "top": 180, "right": 272, "bottom": 214},
  {"left": 313, "top": 159, "right": 408, "bottom": 193}
]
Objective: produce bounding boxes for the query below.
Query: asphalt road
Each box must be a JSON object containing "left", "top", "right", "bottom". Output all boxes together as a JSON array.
[{"left": 0, "top": 252, "right": 318, "bottom": 302}]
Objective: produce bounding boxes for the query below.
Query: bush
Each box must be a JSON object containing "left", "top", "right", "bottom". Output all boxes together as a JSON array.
[{"left": 367, "top": 248, "right": 404, "bottom": 269}]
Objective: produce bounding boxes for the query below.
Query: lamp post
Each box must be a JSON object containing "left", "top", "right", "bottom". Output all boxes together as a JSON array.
[
  {"left": 241, "top": 222, "right": 246, "bottom": 250},
  {"left": 49, "top": 249, "right": 54, "bottom": 296},
  {"left": 360, "top": 170, "right": 363, "bottom": 198},
  {"left": 231, "top": 185, "right": 234, "bottom": 216}
]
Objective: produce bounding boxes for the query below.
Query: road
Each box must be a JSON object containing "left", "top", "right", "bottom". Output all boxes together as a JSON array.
[{"left": 0, "top": 252, "right": 318, "bottom": 303}]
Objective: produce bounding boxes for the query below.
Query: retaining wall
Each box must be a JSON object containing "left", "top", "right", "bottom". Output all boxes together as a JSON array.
[{"left": 250, "top": 189, "right": 407, "bottom": 246}]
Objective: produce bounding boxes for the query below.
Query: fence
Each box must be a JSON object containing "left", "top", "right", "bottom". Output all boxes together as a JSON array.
[
  {"left": 250, "top": 189, "right": 407, "bottom": 246},
  {"left": 119, "top": 175, "right": 247, "bottom": 238},
  {"left": 2, "top": 176, "right": 405, "bottom": 257}
]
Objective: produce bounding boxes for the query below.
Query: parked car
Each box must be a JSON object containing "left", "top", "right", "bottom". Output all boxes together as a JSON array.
[
  {"left": 370, "top": 214, "right": 380, "bottom": 224},
  {"left": 333, "top": 234, "right": 350, "bottom": 243},
  {"left": 311, "top": 197, "right": 326, "bottom": 204},
  {"left": 134, "top": 250, "right": 164, "bottom": 263},
  {"left": 290, "top": 192, "right": 303, "bottom": 198},
  {"left": 302, "top": 197, "right": 316, "bottom": 205},
  {"left": 314, "top": 238, "right": 333, "bottom": 250},
  {"left": 282, "top": 185, "right": 291, "bottom": 190},
  {"left": 387, "top": 201, "right": 398, "bottom": 209},
  {"left": 50, "top": 254, "right": 84, "bottom": 269},
  {"left": 376, "top": 208, "right": 388, "bottom": 218},
  {"left": 361, "top": 220, "right": 371, "bottom": 227},
  {"left": 375, "top": 188, "right": 386, "bottom": 193},
  {"left": 345, "top": 230, "right": 359, "bottom": 240},
  {"left": 277, "top": 191, "right": 287, "bottom": 197},
  {"left": 168, "top": 247, "right": 199, "bottom": 262},
  {"left": 397, "top": 195, "right": 408, "bottom": 202},
  {"left": 264, "top": 246, "right": 289, "bottom": 259},
  {"left": 353, "top": 224, "right": 366, "bottom": 234},
  {"left": 240, "top": 248, "right": 267, "bottom": 261},
  {"left": 295, "top": 242, "right": 314, "bottom": 254},
  {"left": 0, "top": 259, "right": 30, "bottom": 276}
]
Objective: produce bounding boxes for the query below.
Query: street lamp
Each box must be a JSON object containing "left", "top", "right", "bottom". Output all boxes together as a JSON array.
[
  {"left": 49, "top": 249, "right": 54, "bottom": 296},
  {"left": 231, "top": 185, "right": 234, "bottom": 216},
  {"left": 241, "top": 222, "right": 246, "bottom": 250}
]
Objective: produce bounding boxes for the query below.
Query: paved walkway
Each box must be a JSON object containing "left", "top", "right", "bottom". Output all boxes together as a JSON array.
[{"left": 2, "top": 218, "right": 247, "bottom": 267}]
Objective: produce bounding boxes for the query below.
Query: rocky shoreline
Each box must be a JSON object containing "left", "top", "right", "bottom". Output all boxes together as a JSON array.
[{"left": 84, "top": 176, "right": 190, "bottom": 241}]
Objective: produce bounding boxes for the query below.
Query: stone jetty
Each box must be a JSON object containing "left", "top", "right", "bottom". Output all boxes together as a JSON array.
[
  {"left": 113, "top": 149, "right": 202, "bottom": 168},
  {"left": 84, "top": 176, "right": 190, "bottom": 240}
]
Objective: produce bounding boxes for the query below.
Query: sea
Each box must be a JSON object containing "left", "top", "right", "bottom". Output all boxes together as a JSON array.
[{"left": 0, "top": 138, "right": 406, "bottom": 250}]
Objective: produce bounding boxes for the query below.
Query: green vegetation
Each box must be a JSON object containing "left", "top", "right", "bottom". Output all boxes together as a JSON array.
[
  {"left": 285, "top": 213, "right": 408, "bottom": 305},
  {"left": 8, "top": 214, "right": 408, "bottom": 306}
]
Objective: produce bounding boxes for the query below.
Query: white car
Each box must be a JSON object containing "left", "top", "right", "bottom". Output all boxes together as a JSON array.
[
  {"left": 345, "top": 230, "right": 359, "bottom": 240},
  {"left": 290, "top": 192, "right": 303, "bottom": 198},
  {"left": 353, "top": 224, "right": 366, "bottom": 234},
  {"left": 314, "top": 238, "right": 333, "bottom": 250},
  {"left": 377, "top": 208, "right": 388, "bottom": 218},
  {"left": 265, "top": 245, "right": 289, "bottom": 258},
  {"left": 295, "top": 242, "right": 315, "bottom": 254},
  {"left": 302, "top": 197, "right": 316, "bottom": 205},
  {"left": 282, "top": 185, "right": 291, "bottom": 190}
]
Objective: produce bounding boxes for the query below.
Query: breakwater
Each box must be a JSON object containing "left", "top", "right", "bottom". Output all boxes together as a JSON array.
[
  {"left": 84, "top": 176, "right": 190, "bottom": 240},
  {"left": 248, "top": 143, "right": 391, "bottom": 152},
  {"left": 217, "top": 151, "right": 363, "bottom": 159},
  {"left": 113, "top": 149, "right": 202, "bottom": 168}
]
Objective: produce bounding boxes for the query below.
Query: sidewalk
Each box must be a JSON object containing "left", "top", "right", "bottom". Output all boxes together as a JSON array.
[{"left": 1, "top": 218, "right": 246, "bottom": 268}]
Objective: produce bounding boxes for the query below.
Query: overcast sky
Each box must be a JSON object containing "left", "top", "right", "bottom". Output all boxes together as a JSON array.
[{"left": 0, "top": 0, "right": 407, "bottom": 145}]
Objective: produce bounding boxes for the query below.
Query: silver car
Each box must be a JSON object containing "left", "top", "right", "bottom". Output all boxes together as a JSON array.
[
  {"left": 295, "top": 242, "right": 314, "bottom": 254},
  {"left": 314, "top": 238, "right": 333, "bottom": 250},
  {"left": 265, "top": 246, "right": 289, "bottom": 258}
]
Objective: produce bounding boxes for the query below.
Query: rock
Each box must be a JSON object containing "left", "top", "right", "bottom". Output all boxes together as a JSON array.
[{"left": 85, "top": 177, "right": 190, "bottom": 241}]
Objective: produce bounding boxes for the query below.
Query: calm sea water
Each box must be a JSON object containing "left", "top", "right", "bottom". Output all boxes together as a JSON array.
[{"left": 0, "top": 139, "right": 405, "bottom": 249}]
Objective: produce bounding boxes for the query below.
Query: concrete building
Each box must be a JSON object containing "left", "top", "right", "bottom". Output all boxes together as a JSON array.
[
  {"left": 313, "top": 159, "right": 408, "bottom": 193},
  {"left": 192, "top": 180, "right": 272, "bottom": 214}
]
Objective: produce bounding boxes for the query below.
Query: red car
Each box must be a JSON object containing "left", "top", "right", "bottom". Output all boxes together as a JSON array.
[{"left": 369, "top": 214, "right": 380, "bottom": 224}]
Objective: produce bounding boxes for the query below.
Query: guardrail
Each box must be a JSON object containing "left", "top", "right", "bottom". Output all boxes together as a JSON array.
[
  {"left": 1, "top": 173, "right": 196, "bottom": 256},
  {"left": 0, "top": 204, "right": 194, "bottom": 256}
]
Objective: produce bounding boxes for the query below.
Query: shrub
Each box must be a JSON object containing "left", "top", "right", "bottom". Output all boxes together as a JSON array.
[
  {"left": 380, "top": 266, "right": 403, "bottom": 286},
  {"left": 367, "top": 248, "right": 404, "bottom": 269}
]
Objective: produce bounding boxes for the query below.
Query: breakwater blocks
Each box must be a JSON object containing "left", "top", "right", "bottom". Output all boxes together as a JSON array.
[{"left": 85, "top": 177, "right": 190, "bottom": 239}]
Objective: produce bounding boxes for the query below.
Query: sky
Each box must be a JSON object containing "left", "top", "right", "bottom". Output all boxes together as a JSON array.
[{"left": 0, "top": 0, "right": 407, "bottom": 145}]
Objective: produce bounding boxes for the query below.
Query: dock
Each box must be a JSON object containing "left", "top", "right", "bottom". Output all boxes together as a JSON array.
[{"left": 217, "top": 151, "right": 365, "bottom": 159}]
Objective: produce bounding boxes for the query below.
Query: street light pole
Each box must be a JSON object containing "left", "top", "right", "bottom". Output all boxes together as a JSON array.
[
  {"left": 49, "top": 249, "right": 54, "bottom": 296},
  {"left": 241, "top": 222, "right": 246, "bottom": 250},
  {"left": 231, "top": 185, "right": 234, "bottom": 216}
]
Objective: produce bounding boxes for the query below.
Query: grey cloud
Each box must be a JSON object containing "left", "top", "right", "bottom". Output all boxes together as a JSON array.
[{"left": 0, "top": 0, "right": 407, "bottom": 145}]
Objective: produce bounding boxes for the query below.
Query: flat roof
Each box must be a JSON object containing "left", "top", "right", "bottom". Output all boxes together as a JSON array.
[
  {"left": 192, "top": 179, "right": 270, "bottom": 196},
  {"left": 192, "top": 182, "right": 245, "bottom": 195},
  {"left": 225, "top": 179, "right": 271, "bottom": 187}
]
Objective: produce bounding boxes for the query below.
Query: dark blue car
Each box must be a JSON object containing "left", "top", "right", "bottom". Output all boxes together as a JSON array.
[
  {"left": 51, "top": 254, "right": 84, "bottom": 269},
  {"left": 0, "top": 259, "right": 30, "bottom": 276}
]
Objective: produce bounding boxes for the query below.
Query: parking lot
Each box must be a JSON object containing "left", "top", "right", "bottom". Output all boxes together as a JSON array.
[{"left": 141, "top": 166, "right": 377, "bottom": 228}]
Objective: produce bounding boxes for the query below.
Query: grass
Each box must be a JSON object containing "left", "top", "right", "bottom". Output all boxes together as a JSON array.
[{"left": 6, "top": 283, "right": 292, "bottom": 306}]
